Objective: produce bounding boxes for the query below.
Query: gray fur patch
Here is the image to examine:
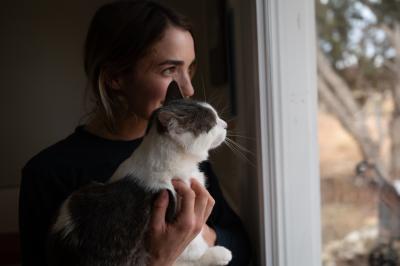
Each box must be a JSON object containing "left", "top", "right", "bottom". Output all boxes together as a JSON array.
[{"left": 156, "top": 100, "right": 217, "bottom": 136}]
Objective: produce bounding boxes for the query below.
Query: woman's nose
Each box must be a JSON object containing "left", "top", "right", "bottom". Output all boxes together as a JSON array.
[{"left": 176, "top": 75, "right": 194, "bottom": 98}]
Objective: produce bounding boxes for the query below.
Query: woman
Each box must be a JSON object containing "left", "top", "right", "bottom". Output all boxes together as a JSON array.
[{"left": 19, "top": 1, "right": 251, "bottom": 265}]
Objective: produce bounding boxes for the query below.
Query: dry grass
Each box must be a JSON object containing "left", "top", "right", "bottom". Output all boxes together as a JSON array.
[
  {"left": 318, "top": 112, "right": 362, "bottom": 179},
  {"left": 319, "top": 110, "right": 380, "bottom": 246},
  {"left": 320, "top": 177, "right": 379, "bottom": 245}
]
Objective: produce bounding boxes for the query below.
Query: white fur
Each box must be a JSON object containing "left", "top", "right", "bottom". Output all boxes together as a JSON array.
[
  {"left": 52, "top": 197, "right": 75, "bottom": 239},
  {"left": 174, "top": 232, "right": 232, "bottom": 266}
]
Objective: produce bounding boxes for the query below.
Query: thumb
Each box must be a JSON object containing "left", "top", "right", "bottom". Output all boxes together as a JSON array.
[{"left": 150, "top": 190, "right": 169, "bottom": 231}]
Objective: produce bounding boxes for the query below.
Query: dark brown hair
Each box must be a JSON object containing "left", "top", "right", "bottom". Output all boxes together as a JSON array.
[{"left": 84, "top": 0, "right": 193, "bottom": 130}]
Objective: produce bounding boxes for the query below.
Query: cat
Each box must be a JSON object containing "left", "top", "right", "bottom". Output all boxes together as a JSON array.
[{"left": 47, "top": 82, "right": 233, "bottom": 266}]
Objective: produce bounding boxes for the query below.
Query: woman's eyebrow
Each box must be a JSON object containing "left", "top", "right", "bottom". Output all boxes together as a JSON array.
[
  {"left": 158, "top": 59, "right": 196, "bottom": 66},
  {"left": 158, "top": 60, "right": 184, "bottom": 66}
]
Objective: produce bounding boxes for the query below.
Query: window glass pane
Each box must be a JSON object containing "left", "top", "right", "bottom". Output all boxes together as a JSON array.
[{"left": 316, "top": 0, "right": 400, "bottom": 265}]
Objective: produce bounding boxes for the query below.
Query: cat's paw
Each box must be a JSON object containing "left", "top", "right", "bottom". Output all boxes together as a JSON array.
[{"left": 201, "top": 246, "right": 232, "bottom": 266}]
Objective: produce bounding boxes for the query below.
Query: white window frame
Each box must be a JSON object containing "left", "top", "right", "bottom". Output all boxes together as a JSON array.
[{"left": 254, "top": 0, "right": 321, "bottom": 265}]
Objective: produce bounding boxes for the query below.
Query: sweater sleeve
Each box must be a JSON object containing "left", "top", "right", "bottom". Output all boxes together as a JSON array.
[
  {"left": 19, "top": 165, "right": 49, "bottom": 266},
  {"left": 19, "top": 163, "right": 72, "bottom": 266},
  {"left": 200, "top": 161, "right": 252, "bottom": 266}
]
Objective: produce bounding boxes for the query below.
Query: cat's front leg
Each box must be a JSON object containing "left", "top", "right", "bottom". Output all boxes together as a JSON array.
[
  {"left": 174, "top": 233, "right": 232, "bottom": 266},
  {"left": 174, "top": 246, "right": 232, "bottom": 266},
  {"left": 198, "top": 246, "right": 232, "bottom": 266}
]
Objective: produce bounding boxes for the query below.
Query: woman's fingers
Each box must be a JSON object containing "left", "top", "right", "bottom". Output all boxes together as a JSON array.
[
  {"left": 172, "top": 179, "right": 214, "bottom": 229},
  {"left": 172, "top": 179, "right": 215, "bottom": 234},
  {"left": 149, "top": 190, "right": 169, "bottom": 232},
  {"left": 204, "top": 195, "right": 215, "bottom": 221},
  {"left": 172, "top": 180, "right": 196, "bottom": 230},
  {"left": 146, "top": 179, "right": 215, "bottom": 266},
  {"left": 190, "top": 179, "right": 212, "bottom": 223}
]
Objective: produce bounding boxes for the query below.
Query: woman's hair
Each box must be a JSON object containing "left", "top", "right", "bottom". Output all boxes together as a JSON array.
[{"left": 84, "top": 0, "right": 193, "bottom": 131}]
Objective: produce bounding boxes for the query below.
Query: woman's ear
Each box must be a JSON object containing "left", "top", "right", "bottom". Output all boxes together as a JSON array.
[
  {"left": 102, "top": 70, "right": 122, "bottom": 91},
  {"left": 110, "top": 79, "right": 122, "bottom": 90}
]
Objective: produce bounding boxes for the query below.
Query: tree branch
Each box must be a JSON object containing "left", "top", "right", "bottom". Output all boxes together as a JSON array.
[
  {"left": 317, "top": 48, "right": 362, "bottom": 118},
  {"left": 318, "top": 75, "right": 387, "bottom": 177}
]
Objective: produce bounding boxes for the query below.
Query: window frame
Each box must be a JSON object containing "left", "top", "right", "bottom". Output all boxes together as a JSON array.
[{"left": 254, "top": 0, "right": 321, "bottom": 265}]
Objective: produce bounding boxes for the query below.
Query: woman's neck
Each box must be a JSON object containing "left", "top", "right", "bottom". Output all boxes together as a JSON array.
[{"left": 85, "top": 113, "right": 148, "bottom": 141}]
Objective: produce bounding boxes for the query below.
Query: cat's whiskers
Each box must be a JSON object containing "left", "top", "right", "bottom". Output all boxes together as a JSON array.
[
  {"left": 226, "top": 133, "right": 255, "bottom": 141},
  {"left": 219, "top": 106, "right": 230, "bottom": 120},
  {"left": 206, "top": 92, "right": 224, "bottom": 111},
  {"left": 225, "top": 137, "right": 254, "bottom": 155},
  {"left": 224, "top": 137, "right": 256, "bottom": 167},
  {"left": 224, "top": 140, "right": 255, "bottom": 168},
  {"left": 225, "top": 117, "right": 237, "bottom": 124}
]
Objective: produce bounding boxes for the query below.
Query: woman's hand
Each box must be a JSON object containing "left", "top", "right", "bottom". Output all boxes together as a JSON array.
[
  {"left": 146, "top": 179, "right": 215, "bottom": 266},
  {"left": 202, "top": 224, "right": 217, "bottom": 246}
]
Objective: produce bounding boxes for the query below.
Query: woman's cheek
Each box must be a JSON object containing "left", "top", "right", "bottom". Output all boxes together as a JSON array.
[
  {"left": 144, "top": 82, "right": 170, "bottom": 115},
  {"left": 148, "top": 78, "right": 172, "bottom": 101}
]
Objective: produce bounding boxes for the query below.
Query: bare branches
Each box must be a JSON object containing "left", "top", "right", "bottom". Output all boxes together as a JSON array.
[
  {"left": 381, "top": 23, "right": 400, "bottom": 57},
  {"left": 317, "top": 49, "right": 362, "bottom": 117}
]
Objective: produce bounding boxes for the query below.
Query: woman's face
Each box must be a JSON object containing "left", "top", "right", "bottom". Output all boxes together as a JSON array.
[{"left": 119, "top": 26, "right": 196, "bottom": 120}]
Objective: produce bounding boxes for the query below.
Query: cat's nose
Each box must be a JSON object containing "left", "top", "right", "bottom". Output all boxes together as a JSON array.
[{"left": 219, "top": 119, "right": 227, "bottom": 129}]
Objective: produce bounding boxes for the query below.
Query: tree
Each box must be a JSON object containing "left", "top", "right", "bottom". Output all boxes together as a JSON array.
[{"left": 316, "top": 0, "right": 400, "bottom": 180}]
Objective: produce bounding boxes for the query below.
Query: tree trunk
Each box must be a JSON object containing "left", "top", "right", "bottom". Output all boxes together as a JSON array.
[
  {"left": 389, "top": 109, "right": 400, "bottom": 179},
  {"left": 317, "top": 49, "right": 388, "bottom": 178},
  {"left": 385, "top": 23, "right": 400, "bottom": 180},
  {"left": 389, "top": 83, "right": 400, "bottom": 180}
]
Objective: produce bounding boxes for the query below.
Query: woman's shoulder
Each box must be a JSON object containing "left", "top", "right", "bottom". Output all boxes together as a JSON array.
[
  {"left": 23, "top": 127, "right": 85, "bottom": 175},
  {"left": 22, "top": 125, "right": 142, "bottom": 182}
]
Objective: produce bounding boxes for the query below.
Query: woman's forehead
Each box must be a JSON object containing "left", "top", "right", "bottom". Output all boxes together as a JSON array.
[{"left": 149, "top": 27, "right": 195, "bottom": 64}]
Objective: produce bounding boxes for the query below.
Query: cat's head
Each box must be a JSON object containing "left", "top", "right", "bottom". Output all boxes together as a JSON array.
[{"left": 150, "top": 99, "right": 227, "bottom": 160}]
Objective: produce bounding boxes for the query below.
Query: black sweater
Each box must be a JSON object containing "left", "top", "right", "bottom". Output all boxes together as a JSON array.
[{"left": 19, "top": 126, "right": 251, "bottom": 265}]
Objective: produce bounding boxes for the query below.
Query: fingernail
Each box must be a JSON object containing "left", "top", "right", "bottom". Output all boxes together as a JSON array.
[{"left": 172, "top": 179, "right": 181, "bottom": 185}]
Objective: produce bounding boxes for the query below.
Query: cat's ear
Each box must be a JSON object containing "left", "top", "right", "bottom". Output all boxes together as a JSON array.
[
  {"left": 157, "top": 109, "right": 177, "bottom": 132},
  {"left": 164, "top": 80, "right": 184, "bottom": 105},
  {"left": 157, "top": 109, "right": 185, "bottom": 135},
  {"left": 158, "top": 110, "right": 172, "bottom": 126}
]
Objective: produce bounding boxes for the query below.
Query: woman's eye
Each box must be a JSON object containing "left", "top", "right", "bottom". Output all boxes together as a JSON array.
[{"left": 162, "top": 67, "right": 176, "bottom": 76}]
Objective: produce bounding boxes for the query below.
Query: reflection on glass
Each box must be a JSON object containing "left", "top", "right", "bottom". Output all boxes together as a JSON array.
[{"left": 316, "top": 0, "right": 400, "bottom": 265}]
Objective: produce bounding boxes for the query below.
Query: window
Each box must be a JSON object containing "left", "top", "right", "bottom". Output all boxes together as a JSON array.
[{"left": 317, "top": 1, "right": 400, "bottom": 265}]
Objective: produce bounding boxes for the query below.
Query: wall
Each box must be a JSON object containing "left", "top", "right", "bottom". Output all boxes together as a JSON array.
[{"left": 0, "top": 0, "right": 110, "bottom": 234}]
